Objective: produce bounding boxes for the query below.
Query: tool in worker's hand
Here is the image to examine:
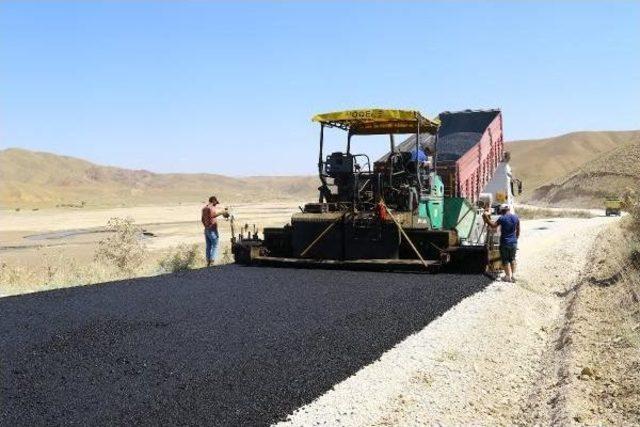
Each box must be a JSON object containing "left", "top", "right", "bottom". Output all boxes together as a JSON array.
[{"left": 230, "top": 214, "right": 236, "bottom": 244}]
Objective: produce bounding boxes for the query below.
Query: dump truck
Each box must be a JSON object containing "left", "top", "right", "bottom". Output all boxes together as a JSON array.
[
  {"left": 605, "top": 199, "right": 622, "bottom": 216},
  {"left": 232, "top": 108, "right": 520, "bottom": 273}
]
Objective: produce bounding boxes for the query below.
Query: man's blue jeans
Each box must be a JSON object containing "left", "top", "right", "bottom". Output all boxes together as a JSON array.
[{"left": 204, "top": 228, "right": 219, "bottom": 263}]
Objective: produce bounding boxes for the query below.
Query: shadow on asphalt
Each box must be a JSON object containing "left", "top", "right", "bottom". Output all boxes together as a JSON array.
[{"left": 1, "top": 265, "right": 492, "bottom": 426}]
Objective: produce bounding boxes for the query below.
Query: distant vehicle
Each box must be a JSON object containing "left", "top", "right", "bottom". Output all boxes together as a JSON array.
[{"left": 605, "top": 199, "right": 622, "bottom": 216}]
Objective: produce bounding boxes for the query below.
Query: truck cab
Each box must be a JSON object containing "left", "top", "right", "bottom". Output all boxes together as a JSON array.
[
  {"left": 605, "top": 199, "right": 622, "bottom": 216},
  {"left": 481, "top": 153, "right": 522, "bottom": 214}
]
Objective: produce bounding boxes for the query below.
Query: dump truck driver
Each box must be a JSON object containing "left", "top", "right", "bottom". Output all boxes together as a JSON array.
[{"left": 410, "top": 147, "right": 432, "bottom": 168}]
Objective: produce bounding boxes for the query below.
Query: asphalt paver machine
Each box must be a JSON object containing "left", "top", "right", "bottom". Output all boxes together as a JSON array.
[{"left": 232, "top": 108, "right": 511, "bottom": 273}]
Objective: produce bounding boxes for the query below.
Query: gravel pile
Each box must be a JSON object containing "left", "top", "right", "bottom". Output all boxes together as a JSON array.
[{"left": 0, "top": 266, "right": 491, "bottom": 426}]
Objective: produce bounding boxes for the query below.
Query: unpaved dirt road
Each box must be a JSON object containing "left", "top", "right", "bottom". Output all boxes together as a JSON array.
[
  {"left": 279, "top": 215, "right": 619, "bottom": 426},
  {"left": 0, "top": 202, "right": 300, "bottom": 266}
]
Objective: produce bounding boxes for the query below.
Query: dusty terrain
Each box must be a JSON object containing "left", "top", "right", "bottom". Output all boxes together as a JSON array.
[
  {"left": 279, "top": 214, "right": 638, "bottom": 426},
  {"left": 520, "top": 221, "right": 640, "bottom": 425},
  {"left": 0, "top": 202, "right": 301, "bottom": 296}
]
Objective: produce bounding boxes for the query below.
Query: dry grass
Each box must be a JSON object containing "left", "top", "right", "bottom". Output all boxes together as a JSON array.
[
  {"left": 622, "top": 188, "right": 640, "bottom": 233},
  {"left": 620, "top": 193, "right": 640, "bottom": 303},
  {"left": 95, "top": 217, "right": 147, "bottom": 275},
  {"left": 0, "top": 217, "right": 160, "bottom": 295},
  {"left": 0, "top": 257, "right": 144, "bottom": 294},
  {"left": 516, "top": 206, "right": 595, "bottom": 220},
  {"left": 0, "top": 207, "right": 261, "bottom": 297},
  {"left": 0, "top": 201, "right": 297, "bottom": 296},
  {"left": 158, "top": 244, "right": 204, "bottom": 273},
  {"left": 0, "top": 240, "right": 236, "bottom": 296},
  {"left": 0, "top": 247, "right": 195, "bottom": 297}
]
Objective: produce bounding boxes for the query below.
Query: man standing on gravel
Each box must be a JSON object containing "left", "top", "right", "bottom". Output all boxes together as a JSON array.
[
  {"left": 483, "top": 204, "right": 520, "bottom": 282},
  {"left": 201, "top": 196, "right": 229, "bottom": 267}
]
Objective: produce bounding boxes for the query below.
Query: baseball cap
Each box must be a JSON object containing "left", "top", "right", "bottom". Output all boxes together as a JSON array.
[{"left": 499, "top": 203, "right": 510, "bottom": 211}]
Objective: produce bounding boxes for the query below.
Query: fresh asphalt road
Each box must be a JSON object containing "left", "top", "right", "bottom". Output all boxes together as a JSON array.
[{"left": 0, "top": 265, "right": 491, "bottom": 426}]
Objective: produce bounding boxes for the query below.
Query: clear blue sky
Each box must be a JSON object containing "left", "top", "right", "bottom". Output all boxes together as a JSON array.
[{"left": 1, "top": 1, "right": 639, "bottom": 176}]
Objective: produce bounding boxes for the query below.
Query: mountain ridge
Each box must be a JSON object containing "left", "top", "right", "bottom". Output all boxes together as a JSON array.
[
  {"left": 0, "top": 148, "right": 319, "bottom": 208},
  {"left": 3, "top": 128, "right": 640, "bottom": 208}
]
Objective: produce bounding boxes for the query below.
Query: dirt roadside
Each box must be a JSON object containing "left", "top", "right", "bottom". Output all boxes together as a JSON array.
[
  {"left": 278, "top": 215, "right": 632, "bottom": 426},
  {"left": 521, "top": 221, "right": 640, "bottom": 426},
  {"left": 0, "top": 202, "right": 301, "bottom": 296}
]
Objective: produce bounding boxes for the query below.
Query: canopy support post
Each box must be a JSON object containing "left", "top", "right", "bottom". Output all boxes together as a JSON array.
[
  {"left": 388, "top": 134, "right": 395, "bottom": 191},
  {"left": 318, "top": 124, "right": 328, "bottom": 203},
  {"left": 416, "top": 118, "right": 422, "bottom": 189}
]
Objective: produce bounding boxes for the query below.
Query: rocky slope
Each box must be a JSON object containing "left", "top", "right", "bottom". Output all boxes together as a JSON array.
[{"left": 528, "top": 139, "right": 640, "bottom": 207}]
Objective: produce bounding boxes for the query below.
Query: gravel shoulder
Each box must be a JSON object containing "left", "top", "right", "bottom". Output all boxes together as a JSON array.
[{"left": 278, "top": 215, "right": 619, "bottom": 426}]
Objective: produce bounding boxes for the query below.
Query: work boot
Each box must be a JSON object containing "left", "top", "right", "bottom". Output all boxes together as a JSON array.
[{"left": 206, "top": 259, "right": 212, "bottom": 267}]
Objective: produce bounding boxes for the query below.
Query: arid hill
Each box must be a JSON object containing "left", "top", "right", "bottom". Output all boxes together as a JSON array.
[
  {"left": 506, "top": 130, "right": 640, "bottom": 206},
  {"left": 528, "top": 138, "right": 640, "bottom": 207},
  {"left": 3, "top": 129, "right": 640, "bottom": 209},
  {"left": 0, "top": 148, "right": 318, "bottom": 208}
]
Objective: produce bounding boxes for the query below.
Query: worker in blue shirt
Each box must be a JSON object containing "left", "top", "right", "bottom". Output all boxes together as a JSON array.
[
  {"left": 482, "top": 204, "right": 520, "bottom": 282},
  {"left": 410, "top": 147, "right": 432, "bottom": 169},
  {"left": 410, "top": 147, "right": 427, "bottom": 163}
]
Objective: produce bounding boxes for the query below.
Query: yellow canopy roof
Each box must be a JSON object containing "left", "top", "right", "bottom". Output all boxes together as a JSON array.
[{"left": 312, "top": 109, "right": 440, "bottom": 135}]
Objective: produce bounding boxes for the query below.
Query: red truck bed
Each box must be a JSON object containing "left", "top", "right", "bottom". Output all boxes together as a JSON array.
[{"left": 435, "top": 109, "right": 504, "bottom": 202}]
